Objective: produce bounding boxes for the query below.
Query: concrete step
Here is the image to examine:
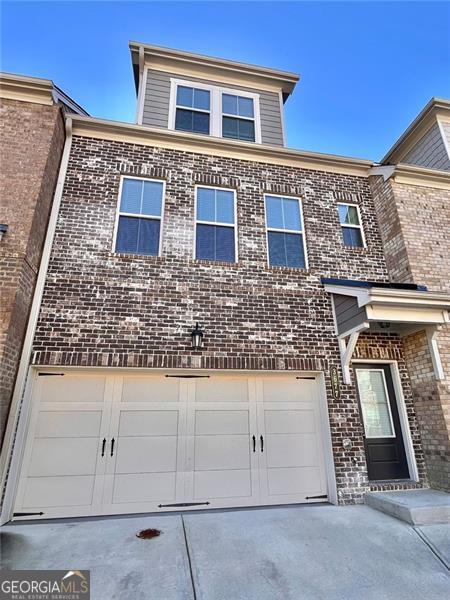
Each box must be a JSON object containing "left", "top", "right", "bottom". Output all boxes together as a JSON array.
[{"left": 365, "top": 489, "right": 450, "bottom": 525}]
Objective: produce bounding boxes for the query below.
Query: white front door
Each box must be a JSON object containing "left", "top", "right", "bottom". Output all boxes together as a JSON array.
[{"left": 14, "top": 371, "right": 329, "bottom": 519}]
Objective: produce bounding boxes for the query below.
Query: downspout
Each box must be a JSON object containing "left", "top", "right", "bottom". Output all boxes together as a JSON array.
[{"left": 0, "top": 116, "right": 73, "bottom": 525}]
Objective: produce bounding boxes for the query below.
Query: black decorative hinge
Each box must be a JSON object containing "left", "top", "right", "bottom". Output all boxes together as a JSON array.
[
  {"left": 13, "top": 512, "right": 44, "bottom": 517},
  {"left": 165, "top": 375, "right": 210, "bottom": 379},
  {"left": 38, "top": 373, "right": 65, "bottom": 377},
  {"left": 305, "top": 494, "right": 328, "bottom": 500},
  {"left": 158, "top": 502, "right": 210, "bottom": 508}
]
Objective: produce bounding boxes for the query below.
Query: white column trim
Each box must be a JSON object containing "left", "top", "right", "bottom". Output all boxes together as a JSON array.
[{"left": 425, "top": 326, "right": 445, "bottom": 380}]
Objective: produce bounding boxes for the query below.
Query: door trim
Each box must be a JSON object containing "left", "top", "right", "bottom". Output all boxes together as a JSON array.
[{"left": 352, "top": 359, "right": 419, "bottom": 482}]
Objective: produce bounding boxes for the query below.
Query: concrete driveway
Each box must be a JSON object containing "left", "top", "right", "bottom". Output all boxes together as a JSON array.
[{"left": 1, "top": 505, "right": 449, "bottom": 600}]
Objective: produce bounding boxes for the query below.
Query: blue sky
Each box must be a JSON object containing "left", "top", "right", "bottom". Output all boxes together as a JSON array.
[{"left": 2, "top": 1, "right": 449, "bottom": 160}]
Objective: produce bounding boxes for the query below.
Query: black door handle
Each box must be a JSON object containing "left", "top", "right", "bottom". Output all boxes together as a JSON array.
[
  {"left": 260, "top": 435, "right": 264, "bottom": 452},
  {"left": 110, "top": 438, "right": 115, "bottom": 457},
  {"left": 252, "top": 435, "right": 256, "bottom": 452},
  {"left": 101, "top": 438, "right": 106, "bottom": 457}
]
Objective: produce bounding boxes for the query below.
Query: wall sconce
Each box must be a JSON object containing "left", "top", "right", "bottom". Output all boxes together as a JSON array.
[
  {"left": 0, "top": 224, "right": 8, "bottom": 242},
  {"left": 191, "top": 323, "right": 204, "bottom": 349}
]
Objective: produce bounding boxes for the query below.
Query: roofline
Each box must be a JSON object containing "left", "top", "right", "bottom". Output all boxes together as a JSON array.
[
  {"left": 370, "top": 163, "right": 450, "bottom": 191},
  {"left": 0, "top": 72, "right": 88, "bottom": 115},
  {"left": 69, "top": 113, "right": 373, "bottom": 177},
  {"left": 320, "top": 277, "right": 427, "bottom": 291},
  {"left": 129, "top": 41, "right": 299, "bottom": 97},
  {"left": 381, "top": 97, "right": 450, "bottom": 165}
]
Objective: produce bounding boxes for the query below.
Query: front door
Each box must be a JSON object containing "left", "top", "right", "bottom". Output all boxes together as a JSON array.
[{"left": 354, "top": 364, "right": 409, "bottom": 480}]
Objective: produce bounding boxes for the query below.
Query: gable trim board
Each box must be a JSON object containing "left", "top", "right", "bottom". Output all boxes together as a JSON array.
[
  {"left": 9, "top": 368, "right": 337, "bottom": 521},
  {"left": 370, "top": 164, "right": 450, "bottom": 190}
]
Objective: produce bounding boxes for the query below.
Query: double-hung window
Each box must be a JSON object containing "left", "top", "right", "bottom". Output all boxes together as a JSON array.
[
  {"left": 265, "top": 195, "right": 307, "bottom": 269},
  {"left": 337, "top": 203, "right": 365, "bottom": 248},
  {"left": 174, "top": 85, "right": 210, "bottom": 134},
  {"left": 195, "top": 187, "right": 236, "bottom": 262},
  {"left": 222, "top": 93, "right": 255, "bottom": 141},
  {"left": 114, "top": 177, "right": 164, "bottom": 256}
]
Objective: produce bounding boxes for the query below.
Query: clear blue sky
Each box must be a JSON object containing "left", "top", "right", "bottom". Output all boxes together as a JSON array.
[{"left": 2, "top": 1, "right": 449, "bottom": 161}]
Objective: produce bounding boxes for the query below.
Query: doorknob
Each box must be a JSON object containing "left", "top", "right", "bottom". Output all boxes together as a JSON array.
[
  {"left": 252, "top": 435, "right": 256, "bottom": 452},
  {"left": 110, "top": 438, "right": 115, "bottom": 457},
  {"left": 260, "top": 435, "right": 264, "bottom": 452},
  {"left": 101, "top": 438, "right": 106, "bottom": 457}
]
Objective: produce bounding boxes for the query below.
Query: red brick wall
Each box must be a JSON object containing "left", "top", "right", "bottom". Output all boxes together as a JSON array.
[
  {"left": 0, "top": 98, "right": 65, "bottom": 442},
  {"left": 29, "top": 136, "right": 427, "bottom": 502},
  {"left": 370, "top": 174, "right": 450, "bottom": 490}
]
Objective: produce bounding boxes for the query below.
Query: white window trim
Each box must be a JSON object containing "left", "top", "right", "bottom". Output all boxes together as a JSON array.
[
  {"left": 355, "top": 368, "right": 396, "bottom": 439},
  {"left": 194, "top": 185, "right": 238, "bottom": 263},
  {"left": 264, "top": 193, "right": 309, "bottom": 270},
  {"left": 169, "top": 78, "right": 261, "bottom": 143},
  {"left": 337, "top": 202, "right": 366, "bottom": 248},
  {"left": 112, "top": 175, "right": 166, "bottom": 257}
]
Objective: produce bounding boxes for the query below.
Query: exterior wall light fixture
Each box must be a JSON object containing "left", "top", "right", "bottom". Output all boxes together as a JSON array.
[
  {"left": 379, "top": 322, "right": 391, "bottom": 329},
  {"left": 0, "top": 224, "right": 8, "bottom": 242},
  {"left": 191, "top": 322, "right": 204, "bottom": 349}
]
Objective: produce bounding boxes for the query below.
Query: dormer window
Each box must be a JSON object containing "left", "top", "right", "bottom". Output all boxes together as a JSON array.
[
  {"left": 175, "top": 85, "right": 210, "bottom": 134},
  {"left": 169, "top": 78, "right": 261, "bottom": 143}
]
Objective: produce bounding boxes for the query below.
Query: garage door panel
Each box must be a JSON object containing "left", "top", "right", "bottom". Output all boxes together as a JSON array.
[
  {"left": 264, "top": 409, "right": 315, "bottom": 434},
  {"left": 29, "top": 438, "right": 99, "bottom": 476},
  {"left": 194, "top": 469, "right": 252, "bottom": 500},
  {"left": 266, "top": 433, "right": 319, "bottom": 468},
  {"left": 112, "top": 473, "right": 176, "bottom": 504},
  {"left": 194, "top": 435, "right": 250, "bottom": 471},
  {"left": 118, "top": 410, "right": 178, "bottom": 436},
  {"left": 121, "top": 377, "right": 180, "bottom": 402},
  {"left": 35, "top": 411, "right": 102, "bottom": 438},
  {"left": 195, "top": 410, "right": 249, "bottom": 435},
  {"left": 262, "top": 379, "right": 316, "bottom": 403},
  {"left": 23, "top": 476, "right": 95, "bottom": 508},
  {"left": 194, "top": 378, "right": 249, "bottom": 402},
  {"left": 41, "top": 377, "right": 106, "bottom": 403},
  {"left": 267, "top": 467, "right": 322, "bottom": 496},
  {"left": 114, "top": 437, "right": 178, "bottom": 473}
]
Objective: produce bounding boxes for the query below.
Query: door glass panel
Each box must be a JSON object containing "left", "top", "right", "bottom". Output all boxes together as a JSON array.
[{"left": 356, "top": 370, "right": 395, "bottom": 438}]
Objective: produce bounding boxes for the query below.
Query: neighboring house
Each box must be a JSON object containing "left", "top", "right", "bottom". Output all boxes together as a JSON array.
[
  {"left": 0, "top": 74, "right": 87, "bottom": 447},
  {"left": 0, "top": 43, "right": 449, "bottom": 523}
]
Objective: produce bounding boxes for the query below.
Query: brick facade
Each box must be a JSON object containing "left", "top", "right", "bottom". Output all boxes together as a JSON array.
[
  {"left": 29, "top": 136, "right": 428, "bottom": 502},
  {"left": 0, "top": 98, "right": 65, "bottom": 442},
  {"left": 370, "top": 175, "right": 450, "bottom": 490}
]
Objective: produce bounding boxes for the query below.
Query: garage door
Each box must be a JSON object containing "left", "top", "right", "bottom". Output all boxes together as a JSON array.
[{"left": 13, "top": 371, "right": 329, "bottom": 520}]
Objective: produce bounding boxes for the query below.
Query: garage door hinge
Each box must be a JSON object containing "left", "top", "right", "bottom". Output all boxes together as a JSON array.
[
  {"left": 305, "top": 494, "right": 327, "bottom": 500},
  {"left": 165, "top": 375, "right": 210, "bottom": 379},
  {"left": 13, "top": 512, "right": 45, "bottom": 517},
  {"left": 158, "top": 502, "right": 210, "bottom": 508},
  {"left": 38, "top": 372, "right": 65, "bottom": 377}
]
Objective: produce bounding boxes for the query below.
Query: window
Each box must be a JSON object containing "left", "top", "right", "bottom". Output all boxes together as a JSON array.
[
  {"left": 195, "top": 187, "right": 236, "bottom": 262},
  {"left": 114, "top": 178, "right": 164, "bottom": 256},
  {"left": 222, "top": 93, "right": 255, "bottom": 141},
  {"left": 174, "top": 85, "right": 210, "bottom": 134},
  {"left": 356, "top": 370, "right": 395, "bottom": 438},
  {"left": 170, "top": 79, "right": 261, "bottom": 142},
  {"left": 338, "top": 203, "right": 365, "bottom": 248},
  {"left": 265, "top": 195, "right": 307, "bottom": 268}
]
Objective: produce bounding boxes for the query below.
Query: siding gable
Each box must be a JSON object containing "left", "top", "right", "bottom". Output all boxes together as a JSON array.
[{"left": 403, "top": 122, "right": 450, "bottom": 171}]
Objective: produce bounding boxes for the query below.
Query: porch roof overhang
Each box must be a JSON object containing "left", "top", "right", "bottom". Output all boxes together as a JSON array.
[{"left": 322, "top": 278, "right": 450, "bottom": 384}]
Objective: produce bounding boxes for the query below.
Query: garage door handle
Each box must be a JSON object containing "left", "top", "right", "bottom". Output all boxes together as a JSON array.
[
  {"left": 101, "top": 438, "right": 106, "bottom": 457},
  {"left": 260, "top": 435, "right": 264, "bottom": 452},
  {"left": 110, "top": 438, "right": 115, "bottom": 457},
  {"left": 252, "top": 435, "right": 256, "bottom": 452}
]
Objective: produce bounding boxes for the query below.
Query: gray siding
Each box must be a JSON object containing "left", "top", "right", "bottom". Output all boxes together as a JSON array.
[
  {"left": 142, "top": 69, "right": 284, "bottom": 147},
  {"left": 333, "top": 294, "right": 367, "bottom": 335},
  {"left": 403, "top": 122, "right": 450, "bottom": 171}
]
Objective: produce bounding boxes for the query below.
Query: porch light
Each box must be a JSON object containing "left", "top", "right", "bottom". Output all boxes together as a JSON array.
[
  {"left": 191, "top": 323, "right": 204, "bottom": 349},
  {"left": 0, "top": 224, "right": 8, "bottom": 242},
  {"left": 379, "top": 322, "right": 391, "bottom": 329}
]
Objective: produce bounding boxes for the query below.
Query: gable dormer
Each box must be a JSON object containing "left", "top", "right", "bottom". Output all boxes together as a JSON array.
[{"left": 130, "top": 42, "right": 299, "bottom": 147}]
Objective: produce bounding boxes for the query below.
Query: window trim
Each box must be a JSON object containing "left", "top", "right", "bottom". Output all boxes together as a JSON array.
[
  {"left": 337, "top": 202, "right": 366, "bottom": 248},
  {"left": 194, "top": 184, "right": 238, "bottom": 263},
  {"left": 264, "top": 193, "right": 309, "bottom": 270},
  {"left": 112, "top": 175, "right": 166, "bottom": 257},
  {"left": 169, "top": 78, "right": 261, "bottom": 143}
]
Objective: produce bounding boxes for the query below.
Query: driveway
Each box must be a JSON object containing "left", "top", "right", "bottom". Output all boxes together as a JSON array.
[{"left": 1, "top": 505, "right": 449, "bottom": 600}]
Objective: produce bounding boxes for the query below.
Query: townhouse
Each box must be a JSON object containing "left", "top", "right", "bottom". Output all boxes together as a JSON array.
[{"left": 0, "top": 43, "right": 449, "bottom": 522}]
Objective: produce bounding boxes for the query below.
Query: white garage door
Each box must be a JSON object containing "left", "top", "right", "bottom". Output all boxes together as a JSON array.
[{"left": 14, "top": 371, "right": 329, "bottom": 520}]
